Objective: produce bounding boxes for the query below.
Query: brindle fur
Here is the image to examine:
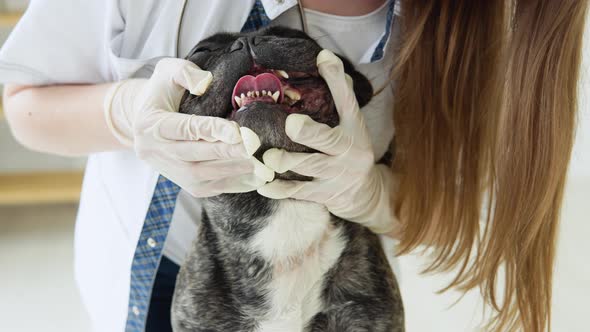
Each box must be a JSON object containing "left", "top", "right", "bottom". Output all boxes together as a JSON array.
[{"left": 172, "top": 27, "right": 404, "bottom": 332}]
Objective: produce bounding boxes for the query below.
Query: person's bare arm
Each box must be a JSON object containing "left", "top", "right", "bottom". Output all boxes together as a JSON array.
[{"left": 3, "top": 83, "right": 126, "bottom": 156}]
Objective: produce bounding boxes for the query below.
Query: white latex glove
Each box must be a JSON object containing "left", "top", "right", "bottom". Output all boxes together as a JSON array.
[
  {"left": 257, "top": 50, "right": 398, "bottom": 234},
  {"left": 104, "top": 58, "right": 274, "bottom": 197}
]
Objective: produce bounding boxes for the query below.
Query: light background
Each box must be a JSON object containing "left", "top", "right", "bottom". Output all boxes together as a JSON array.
[{"left": 0, "top": 2, "right": 589, "bottom": 331}]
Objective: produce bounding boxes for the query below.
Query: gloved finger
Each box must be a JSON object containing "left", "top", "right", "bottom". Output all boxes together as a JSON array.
[
  {"left": 344, "top": 73, "right": 354, "bottom": 91},
  {"left": 152, "top": 112, "right": 243, "bottom": 144},
  {"left": 263, "top": 148, "right": 342, "bottom": 178},
  {"left": 285, "top": 113, "right": 352, "bottom": 155},
  {"left": 150, "top": 154, "right": 272, "bottom": 195},
  {"left": 316, "top": 50, "right": 362, "bottom": 129},
  {"left": 189, "top": 172, "right": 271, "bottom": 197},
  {"left": 250, "top": 158, "right": 276, "bottom": 182},
  {"left": 257, "top": 179, "right": 329, "bottom": 203},
  {"left": 165, "top": 141, "right": 248, "bottom": 161},
  {"left": 239, "top": 127, "right": 263, "bottom": 156},
  {"left": 182, "top": 156, "right": 274, "bottom": 183},
  {"left": 185, "top": 159, "right": 256, "bottom": 181},
  {"left": 154, "top": 58, "right": 213, "bottom": 96}
]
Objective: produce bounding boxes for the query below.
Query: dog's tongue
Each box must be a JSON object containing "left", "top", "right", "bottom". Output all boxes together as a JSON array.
[{"left": 232, "top": 73, "right": 284, "bottom": 109}]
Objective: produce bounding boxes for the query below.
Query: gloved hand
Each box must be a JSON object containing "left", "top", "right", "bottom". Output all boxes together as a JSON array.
[
  {"left": 257, "top": 50, "right": 398, "bottom": 234},
  {"left": 103, "top": 58, "right": 274, "bottom": 197}
]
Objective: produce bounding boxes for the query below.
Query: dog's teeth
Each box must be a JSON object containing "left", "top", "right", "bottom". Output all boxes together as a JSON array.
[
  {"left": 255, "top": 91, "right": 260, "bottom": 97},
  {"left": 234, "top": 96, "right": 242, "bottom": 107},
  {"left": 276, "top": 70, "right": 289, "bottom": 79},
  {"left": 247, "top": 91, "right": 252, "bottom": 97},
  {"left": 271, "top": 91, "right": 279, "bottom": 102},
  {"left": 262, "top": 90, "right": 267, "bottom": 96},
  {"left": 284, "top": 88, "right": 301, "bottom": 101},
  {"left": 240, "top": 93, "right": 246, "bottom": 99}
]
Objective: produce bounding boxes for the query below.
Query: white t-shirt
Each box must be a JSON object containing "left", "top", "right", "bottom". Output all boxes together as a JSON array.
[{"left": 164, "top": 1, "right": 397, "bottom": 266}]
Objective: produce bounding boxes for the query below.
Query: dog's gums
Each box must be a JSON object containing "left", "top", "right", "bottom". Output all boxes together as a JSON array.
[{"left": 229, "top": 65, "right": 332, "bottom": 121}]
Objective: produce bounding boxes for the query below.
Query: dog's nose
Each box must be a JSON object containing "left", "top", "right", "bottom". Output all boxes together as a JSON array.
[
  {"left": 231, "top": 36, "right": 263, "bottom": 59},
  {"left": 230, "top": 38, "right": 246, "bottom": 53}
]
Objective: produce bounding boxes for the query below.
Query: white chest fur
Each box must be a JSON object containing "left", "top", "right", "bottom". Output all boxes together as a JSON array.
[{"left": 250, "top": 200, "right": 347, "bottom": 331}]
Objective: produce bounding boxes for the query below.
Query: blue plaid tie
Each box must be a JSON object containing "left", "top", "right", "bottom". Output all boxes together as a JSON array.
[
  {"left": 124, "top": 0, "right": 396, "bottom": 330},
  {"left": 124, "top": 2, "right": 270, "bottom": 331}
]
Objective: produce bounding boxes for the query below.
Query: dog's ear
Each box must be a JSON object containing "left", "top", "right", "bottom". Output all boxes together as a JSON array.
[{"left": 338, "top": 56, "right": 373, "bottom": 108}]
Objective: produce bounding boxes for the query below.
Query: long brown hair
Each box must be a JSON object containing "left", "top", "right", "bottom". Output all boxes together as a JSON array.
[{"left": 391, "top": 1, "right": 588, "bottom": 331}]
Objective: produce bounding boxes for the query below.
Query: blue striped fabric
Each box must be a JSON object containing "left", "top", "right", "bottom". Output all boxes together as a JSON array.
[
  {"left": 124, "top": 0, "right": 395, "bottom": 330},
  {"left": 124, "top": 1, "right": 271, "bottom": 331},
  {"left": 241, "top": 0, "right": 272, "bottom": 33},
  {"left": 371, "top": 0, "right": 396, "bottom": 62},
  {"left": 125, "top": 176, "right": 180, "bottom": 331}
]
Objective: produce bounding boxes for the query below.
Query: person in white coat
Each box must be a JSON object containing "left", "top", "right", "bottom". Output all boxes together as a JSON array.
[{"left": 1, "top": 0, "right": 400, "bottom": 331}]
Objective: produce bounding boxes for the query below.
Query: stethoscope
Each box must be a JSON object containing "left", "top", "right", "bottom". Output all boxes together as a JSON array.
[{"left": 297, "top": 0, "right": 310, "bottom": 33}]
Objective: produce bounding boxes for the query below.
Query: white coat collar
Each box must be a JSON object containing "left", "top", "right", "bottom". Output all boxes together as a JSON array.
[{"left": 259, "top": 0, "right": 299, "bottom": 20}]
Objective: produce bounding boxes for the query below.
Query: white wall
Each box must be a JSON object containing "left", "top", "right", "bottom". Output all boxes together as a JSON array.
[
  {"left": 397, "top": 177, "right": 590, "bottom": 332},
  {"left": 571, "top": 22, "right": 590, "bottom": 179},
  {"left": 397, "top": 21, "right": 590, "bottom": 332}
]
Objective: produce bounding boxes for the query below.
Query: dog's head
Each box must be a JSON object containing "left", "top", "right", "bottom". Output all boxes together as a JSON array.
[{"left": 179, "top": 27, "right": 372, "bottom": 180}]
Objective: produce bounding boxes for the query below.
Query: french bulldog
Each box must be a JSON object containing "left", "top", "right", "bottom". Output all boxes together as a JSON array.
[{"left": 172, "top": 26, "right": 404, "bottom": 332}]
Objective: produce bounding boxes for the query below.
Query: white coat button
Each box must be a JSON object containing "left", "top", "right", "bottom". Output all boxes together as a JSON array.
[
  {"left": 132, "top": 306, "right": 140, "bottom": 316},
  {"left": 276, "top": 0, "right": 285, "bottom": 3},
  {"left": 147, "top": 238, "right": 157, "bottom": 248}
]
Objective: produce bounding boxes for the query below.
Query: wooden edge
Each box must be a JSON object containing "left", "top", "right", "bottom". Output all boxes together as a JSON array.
[{"left": 0, "top": 171, "right": 84, "bottom": 205}]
